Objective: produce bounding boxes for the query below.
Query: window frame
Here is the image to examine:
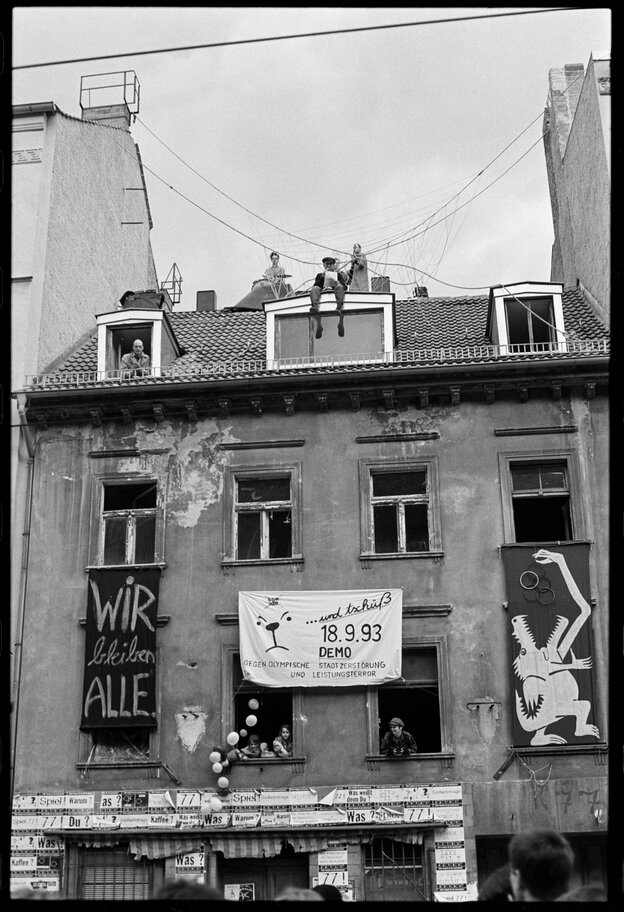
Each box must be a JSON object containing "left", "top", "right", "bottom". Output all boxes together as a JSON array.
[
  {"left": 504, "top": 295, "right": 556, "bottom": 348},
  {"left": 498, "top": 449, "right": 587, "bottom": 544},
  {"left": 366, "top": 635, "right": 453, "bottom": 758},
  {"left": 359, "top": 457, "right": 442, "bottom": 560},
  {"left": 88, "top": 474, "right": 166, "bottom": 568},
  {"left": 222, "top": 463, "right": 303, "bottom": 567},
  {"left": 221, "top": 645, "right": 305, "bottom": 761}
]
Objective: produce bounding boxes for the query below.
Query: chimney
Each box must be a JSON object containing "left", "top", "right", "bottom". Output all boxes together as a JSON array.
[
  {"left": 371, "top": 276, "right": 391, "bottom": 293},
  {"left": 414, "top": 286, "right": 429, "bottom": 300},
  {"left": 80, "top": 71, "right": 140, "bottom": 131},
  {"left": 197, "top": 290, "right": 217, "bottom": 312},
  {"left": 119, "top": 289, "right": 172, "bottom": 311}
]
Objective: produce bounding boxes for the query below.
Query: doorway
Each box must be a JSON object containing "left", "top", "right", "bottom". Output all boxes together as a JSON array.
[{"left": 219, "top": 853, "right": 309, "bottom": 901}]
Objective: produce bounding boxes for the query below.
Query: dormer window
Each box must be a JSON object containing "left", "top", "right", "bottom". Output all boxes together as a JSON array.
[
  {"left": 96, "top": 291, "right": 181, "bottom": 378},
  {"left": 488, "top": 282, "right": 567, "bottom": 355},
  {"left": 264, "top": 291, "right": 395, "bottom": 367},
  {"left": 504, "top": 296, "right": 555, "bottom": 347}
]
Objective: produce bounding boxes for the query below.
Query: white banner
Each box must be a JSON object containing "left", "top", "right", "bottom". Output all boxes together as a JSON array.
[{"left": 238, "top": 589, "right": 402, "bottom": 687}]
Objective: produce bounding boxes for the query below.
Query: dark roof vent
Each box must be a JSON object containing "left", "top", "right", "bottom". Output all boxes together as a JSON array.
[{"left": 414, "top": 286, "right": 429, "bottom": 299}]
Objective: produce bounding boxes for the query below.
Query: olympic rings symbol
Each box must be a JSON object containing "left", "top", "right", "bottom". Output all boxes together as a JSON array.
[{"left": 519, "top": 564, "right": 555, "bottom": 605}]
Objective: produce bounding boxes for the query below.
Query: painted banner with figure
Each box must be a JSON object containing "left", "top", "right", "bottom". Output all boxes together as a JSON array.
[
  {"left": 80, "top": 569, "right": 160, "bottom": 729},
  {"left": 502, "top": 544, "right": 600, "bottom": 747},
  {"left": 238, "top": 589, "right": 402, "bottom": 687}
]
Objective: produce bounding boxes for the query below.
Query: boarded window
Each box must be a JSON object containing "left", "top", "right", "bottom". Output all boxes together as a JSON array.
[{"left": 78, "top": 846, "right": 157, "bottom": 899}]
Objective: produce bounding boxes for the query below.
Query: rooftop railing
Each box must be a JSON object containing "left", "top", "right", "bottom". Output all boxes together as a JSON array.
[{"left": 20, "top": 338, "right": 609, "bottom": 392}]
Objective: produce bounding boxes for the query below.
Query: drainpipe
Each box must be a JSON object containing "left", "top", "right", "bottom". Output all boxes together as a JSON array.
[{"left": 11, "top": 393, "right": 36, "bottom": 799}]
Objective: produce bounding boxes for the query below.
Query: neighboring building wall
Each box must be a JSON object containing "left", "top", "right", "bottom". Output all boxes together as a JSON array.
[
  {"left": 12, "top": 392, "right": 608, "bottom": 882},
  {"left": 544, "top": 55, "right": 610, "bottom": 325},
  {"left": 12, "top": 108, "right": 158, "bottom": 381}
]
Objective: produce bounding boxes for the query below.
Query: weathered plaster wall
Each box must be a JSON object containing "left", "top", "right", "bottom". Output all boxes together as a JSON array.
[
  {"left": 14, "top": 392, "right": 608, "bottom": 840},
  {"left": 38, "top": 115, "right": 158, "bottom": 373}
]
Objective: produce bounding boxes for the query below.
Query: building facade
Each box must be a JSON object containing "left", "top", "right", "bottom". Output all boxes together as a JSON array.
[
  {"left": 11, "top": 78, "right": 161, "bottom": 787},
  {"left": 543, "top": 52, "right": 610, "bottom": 327},
  {"left": 11, "top": 283, "right": 608, "bottom": 899}
]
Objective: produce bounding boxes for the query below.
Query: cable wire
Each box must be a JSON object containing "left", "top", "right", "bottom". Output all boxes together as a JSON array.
[{"left": 14, "top": 8, "right": 575, "bottom": 70}]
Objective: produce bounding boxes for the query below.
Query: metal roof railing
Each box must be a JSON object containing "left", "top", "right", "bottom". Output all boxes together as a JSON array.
[{"left": 20, "top": 338, "right": 609, "bottom": 392}]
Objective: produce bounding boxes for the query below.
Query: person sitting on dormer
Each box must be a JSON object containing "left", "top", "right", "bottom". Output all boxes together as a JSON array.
[
  {"left": 121, "top": 339, "right": 151, "bottom": 377},
  {"left": 380, "top": 717, "right": 417, "bottom": 757},
  {"left": 273, "top": 723, "right": 293, "bottom": 758}
]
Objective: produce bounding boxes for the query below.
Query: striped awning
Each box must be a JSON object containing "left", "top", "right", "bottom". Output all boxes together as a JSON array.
[
  {"left": 129, "top": 836, "right": 206, "bottom": 860},
  {"left": 208, "top": 833, "right": 338, "bottom": 859}
]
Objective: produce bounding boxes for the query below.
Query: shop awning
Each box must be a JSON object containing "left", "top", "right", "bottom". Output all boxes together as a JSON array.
[{"left": 70, "top": 834, "right": 205, "bottom": 860}]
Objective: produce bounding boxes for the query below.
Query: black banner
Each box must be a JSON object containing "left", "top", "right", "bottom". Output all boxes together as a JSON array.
[
  {"left": 81, "top": 568, "right": 159, "bottom": 729},
  {"left": 502, "top": 543, "right": 600, "bottom": 747}
]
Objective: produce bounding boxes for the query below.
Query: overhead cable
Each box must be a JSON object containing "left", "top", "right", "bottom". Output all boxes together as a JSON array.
[{"left": 14, "top": 8, "right": 574, "bottom": 70}]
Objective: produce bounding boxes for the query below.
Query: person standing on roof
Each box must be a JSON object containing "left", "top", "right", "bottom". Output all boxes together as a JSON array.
[{"left": 347, "top": 243, "right": 369, "bottom": 292}]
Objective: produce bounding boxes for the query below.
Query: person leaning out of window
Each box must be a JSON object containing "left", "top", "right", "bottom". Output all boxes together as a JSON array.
[{"left": 380, "top": 717, "right": 418, "bottom": 757}]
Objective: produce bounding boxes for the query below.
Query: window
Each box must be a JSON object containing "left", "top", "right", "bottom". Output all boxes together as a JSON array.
[
  {"left": 77, "top": 726, "right": 158, "bottom": 768},
  {"left": 223, "top": 464, "right": 302, "bottom": 565},
  {"left": 504, "top": 296, "right": 555, "bottom": 348},
  {"left": 359, "top": 458, "right": 441, "bottom": 558},
  {"left": 71, "top": 846, "right": 163, "bottom": 899},
  {"left": 364, "top": 838, "right": 426, "bottom": 902},
  {"left": 221, "top": 648, "right": 303, "bottom": 759},
  {"left": 511, "top": 462, "right": 572, "bottom": 542},
  {"left": 275, "top": 310, "right": 384, "bottom": 362},
  {"left": 99, "top": 481, "right": 158, "bottom": 565},
  {"left": 499, "top": 451, "right": 586, "bottom": 545},
  {"left": 232, "top": 654, "right": 294, "bottom": 756},
  {"left": 107, "top": 324, "right": 152, "bottom": 373},
  {"left": 367, "top": 637, "right": 452, "bottom": 757}
]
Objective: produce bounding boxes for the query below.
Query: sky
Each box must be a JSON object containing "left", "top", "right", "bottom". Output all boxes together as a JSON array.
[{"left": 12, "top": 6, "right": 612, "bottom": 311}]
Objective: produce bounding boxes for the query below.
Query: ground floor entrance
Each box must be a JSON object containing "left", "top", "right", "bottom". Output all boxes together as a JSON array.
[{"left": 218, "top": 852, "right": 310, "bottom": 901}]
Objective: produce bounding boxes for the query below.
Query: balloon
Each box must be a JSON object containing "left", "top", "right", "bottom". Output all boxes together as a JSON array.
[
  {"left": 209, "top": 796, "right": 222, "bottom": 812},
  {"left": 209, "top": 750, "right": 221, "bottom": 763},
  {"left": 245, "top": 714, "right": 257, "bottom": 727},
  {"left": 218, "top": 776, "right": 229, "bottom": 789},
  {"left": 226, "top": 731, "right": 240, "bottom": 746},
  {"left": 248, "top": 698, "right": 260, "bottom": 710},
  {"left": 212, "top": 762, "right": 223, "bottom": 774},
  {"left": 239, "top": 729, "right": 248, "bottom": 738}
]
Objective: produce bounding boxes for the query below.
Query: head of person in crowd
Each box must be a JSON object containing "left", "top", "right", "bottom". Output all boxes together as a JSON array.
[
  {"left": 556, "top": 882, "right": 607, "bottom": 901},
  {"left": 153, "top": 879, "right": 224, "bottom": 900},
  {"left": 508, "top": 828, "right": 574, "bottom": 901},
  {"left": 477, "top": 864, "right": 513, "bottom": 901},
  {"left": 313, "top": 883, "right": 344, "bottom": 901},
  {"left": 275, "top": 886, "right": 323, "bottom": 901}
]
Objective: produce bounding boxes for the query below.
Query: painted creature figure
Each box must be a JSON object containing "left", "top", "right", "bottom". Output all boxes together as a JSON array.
[{"left": 511, "top": 548, "right": 600, "bottom": 746}]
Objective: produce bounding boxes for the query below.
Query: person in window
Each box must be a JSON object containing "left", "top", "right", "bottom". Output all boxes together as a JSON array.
[
  {"left": 273, "top": 722, "right": 293, "bottom": 758},
  {"left": 380, "top": 717, "right": 418, "bottom": 757},
  {"left": 347, "top": 242, "right": 369, "bottom": 292},
  {"left": 236, "top": 733, "right": 274, "bottom": 760},
  {"left": 309, "top": 255, "right": 349, "bottom": 338},
  {"left": 121, "top": 339, "right": 151, "bottom": 377}
]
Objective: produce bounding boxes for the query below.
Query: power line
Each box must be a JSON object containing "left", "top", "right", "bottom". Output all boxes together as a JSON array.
[{"left": 14, "top": 8, "right": 576, "bottom": 70}]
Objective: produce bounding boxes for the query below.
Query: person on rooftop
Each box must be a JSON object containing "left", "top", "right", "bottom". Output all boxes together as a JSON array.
[{"left": 309, "top": 255, "right": 349, "bottom": 338}]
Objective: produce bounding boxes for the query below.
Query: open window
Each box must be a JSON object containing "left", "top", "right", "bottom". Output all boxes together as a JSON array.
[
  {"left": 99, "top": 480, "right": 158, "bottom": 565},
  {"left": 504, "top": 296, "right": 555, "bottom": 348},
  {"left": 510, "top": 462, "right": 572, "bottom": 542},
  {"left": 232, "top": 653, "right": 295, "bottom": 757},
  {"left": 359, "top": 457, "right": 442, "bottom": 559},
  {"left": 367, "top": 637, "right": 452, "bottom": 757},
  {"left": 222, "top": 464, "right": 302, "bottom": 566},
  {"left": 106, "top": 324, "right": 153, "bottom": 373},
  {"left": 498, "top": 451, "right": 585, "bottom": 544}
]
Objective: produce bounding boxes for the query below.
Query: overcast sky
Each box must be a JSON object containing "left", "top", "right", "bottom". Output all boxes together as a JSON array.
[{"left": 13, "top": 6, "right": 611, "bottom": 311}]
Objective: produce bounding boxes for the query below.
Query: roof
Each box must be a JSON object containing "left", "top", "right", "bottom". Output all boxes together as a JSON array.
[{"left": 57, "top": 288, "right": 608, "bottom": 377}]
